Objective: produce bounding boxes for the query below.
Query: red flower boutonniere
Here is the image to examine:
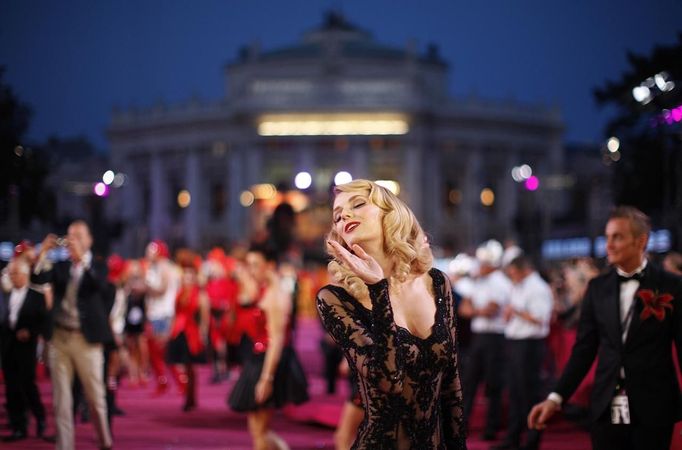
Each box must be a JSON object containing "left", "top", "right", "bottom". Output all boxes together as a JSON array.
[{"left": 637, "top": 289, "right": 674, "bottom": 322}]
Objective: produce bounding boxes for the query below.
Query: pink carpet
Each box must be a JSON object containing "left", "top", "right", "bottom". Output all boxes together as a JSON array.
[{"left": 2, "top": 317, "right": 676, "bottom": 449}]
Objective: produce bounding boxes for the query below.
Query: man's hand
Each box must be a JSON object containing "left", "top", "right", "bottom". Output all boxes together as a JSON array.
[
  {"left": 16, "top": 329, "right": 31, "bottom": 342},
  {"left": 479, "top": 302, "right": 500, "bottom": 318},
  {"left": 40, "top": 234, "right": 58, "bottom": 256},
  {"left": 528, "top": 399, "right": 560, "bottom": 430}
]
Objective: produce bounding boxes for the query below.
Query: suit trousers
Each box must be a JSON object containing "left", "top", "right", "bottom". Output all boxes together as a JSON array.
[
  {"left": 1, "top": 338, "right": 46, "bottom": 432},
  {"left": 462, "top": 332, "right": 506, "bottom": 434},
  {"left": 49, "top": 328, "right": 112, "bottom": 450},
  {"left": 505, "top": 338, "right": 545, "bottom": 449}
]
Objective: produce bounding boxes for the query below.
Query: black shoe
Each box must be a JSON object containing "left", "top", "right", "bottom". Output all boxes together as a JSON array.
[
  {"left": 41, "top": 434, "right": 57, "bottom": 443},
  {"left": 3, "top": 429, "right": 27, "bottom": 442},
  {"left": 111, "top": 405, "right": 126, "bottom": 416},
  {"left": 36, "top": 418, "right": 46, "bottom": 437}
]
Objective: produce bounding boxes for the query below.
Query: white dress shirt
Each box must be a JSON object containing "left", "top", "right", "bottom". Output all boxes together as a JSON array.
[
  {"left": 8, "top": 285, "right": 29, "bottom": 330},
  {"left": 505, "top": 271, "right": 553, "bottom": 339},
  {"left": 470, "top": 270, "right": 512, "bottom": 333}
]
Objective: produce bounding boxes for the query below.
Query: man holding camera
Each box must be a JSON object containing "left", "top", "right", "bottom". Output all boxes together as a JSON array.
[{"left": 34, "top": 220, "right": 114, "bottom": 450}]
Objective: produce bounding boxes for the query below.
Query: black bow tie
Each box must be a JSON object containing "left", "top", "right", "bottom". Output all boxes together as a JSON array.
[{"left": 618, "top": 272, "right": 644, "bottom": 283}]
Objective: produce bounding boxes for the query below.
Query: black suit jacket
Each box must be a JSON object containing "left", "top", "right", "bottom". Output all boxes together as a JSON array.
[
  {"left": 555, "top": 263, "right": 682, "bottom": 427},
  {"left": 32, "top": 258, "right": 114, "bottom": 344},
  {"left": 1, "top": 288, "right": 47, "bottom": 357}
]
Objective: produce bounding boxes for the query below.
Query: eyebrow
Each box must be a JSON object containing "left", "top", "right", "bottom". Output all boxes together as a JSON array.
[{"left": 333, "top": 195, "right": 364, "bottom": 214}]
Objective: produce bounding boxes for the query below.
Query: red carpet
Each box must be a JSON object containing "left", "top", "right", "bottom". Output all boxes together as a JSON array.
[{"left": 2, "top": 317, "right": 678, "bottom": 449}]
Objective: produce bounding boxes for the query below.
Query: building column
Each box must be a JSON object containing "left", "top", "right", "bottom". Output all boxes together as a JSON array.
[
  {"left": 350, "top": 141, "right": 368, "bottom": 180},
  {"left": 227, "top": 145, "right": 244, "bottom": 242},
  {"left": 402, "top": 144, "right": 423, "bottom": 222},
  {"left": 149, "top": 151, "right": 167, "bottom": 240},
  {"left": 465, "top": 149, "right": 483, "bottom": 246},
  {"left": 119, "top": 158, "right": 140, "bottom": 256},
  {"left": 185, "top": 150, "right": 200, "bottom": 249}
]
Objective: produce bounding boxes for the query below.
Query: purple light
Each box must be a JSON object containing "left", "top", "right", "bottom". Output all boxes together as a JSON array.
[
  {"left": 94, "top": 182, "right": 109, "bottom": 197},
  {"left": 672, "top": 108, "right": 682, "bottom": 122},
  {"left": 525, "top": 176, "right": 539, "bottom": 191}
]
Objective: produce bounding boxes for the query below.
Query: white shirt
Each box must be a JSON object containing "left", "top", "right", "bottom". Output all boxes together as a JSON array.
[
  {"left": 145, "top": 260, "right": 178, "bottom": 321},
  {"left": 470, "top": 269, "right": 512, "bottom": 333},
  {"left": 505, "top": 271, "right": 553, "bottom": 339},
  {"left": 616, "top": 259, "right": 647, "bottom": 342},
  {"left": 9, "top": 285, "right": 29, "bottom": 329}
]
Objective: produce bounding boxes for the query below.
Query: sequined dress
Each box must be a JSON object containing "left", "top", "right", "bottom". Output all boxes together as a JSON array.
[{"left": 316, "top": 268, "right": 466, "bottom": 450}]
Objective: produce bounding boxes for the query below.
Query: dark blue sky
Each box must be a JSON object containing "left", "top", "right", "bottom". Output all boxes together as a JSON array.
[{"left": 2, "top": 0, "right": 681, "bottom": 150}]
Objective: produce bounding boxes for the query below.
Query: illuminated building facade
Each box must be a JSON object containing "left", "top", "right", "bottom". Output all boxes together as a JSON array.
[{"left": 108, "top": 13, "right": 564, "bottom": 256}]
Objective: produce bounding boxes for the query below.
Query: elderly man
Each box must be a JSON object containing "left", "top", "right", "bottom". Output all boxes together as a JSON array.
[
  {"left": 1, "top": 257, "right": 48, "bottom": 442},
  {"left": 34, "top": 221, "right": 114, "bottom": 450}
]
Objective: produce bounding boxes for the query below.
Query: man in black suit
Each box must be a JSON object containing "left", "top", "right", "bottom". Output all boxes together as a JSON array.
[
  {"left": 1, "top": 257, "right": 48, "bottom": 442},
  {"left": 528, "top": 206, "right": 682, "bottom": 450},
  {"left": 34, "top": 220, "right": 114, "bottom": 450}
]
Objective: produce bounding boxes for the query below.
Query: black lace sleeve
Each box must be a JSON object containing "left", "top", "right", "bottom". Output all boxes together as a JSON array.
[
  {"left": 316, "top": 280, "right": 404, "bottom": 395},
  {"left": 438, "top": 275, "right": 467, "bottom": 449}
]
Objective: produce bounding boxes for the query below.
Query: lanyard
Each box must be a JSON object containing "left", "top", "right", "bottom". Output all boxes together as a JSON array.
[{"left": 621, "top": 296, "right": 636, "bottom": 343}]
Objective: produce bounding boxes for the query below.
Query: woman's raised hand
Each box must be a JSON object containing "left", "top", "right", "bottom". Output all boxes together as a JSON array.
[{"left": 328, "top": 240, "right": 384, "bottom": 285}]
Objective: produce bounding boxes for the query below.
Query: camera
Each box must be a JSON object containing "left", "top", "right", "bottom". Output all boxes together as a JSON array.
[{"left": 55, "top": 236, "right": 68, "bottom": 247}]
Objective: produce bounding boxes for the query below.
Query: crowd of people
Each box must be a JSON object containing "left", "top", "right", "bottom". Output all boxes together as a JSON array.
[
  {"left": 0, "top": 222, "right": 313, "bottom": 449},
  {"left": 1, "top": 184, "right": 681, "bottom": 450}
]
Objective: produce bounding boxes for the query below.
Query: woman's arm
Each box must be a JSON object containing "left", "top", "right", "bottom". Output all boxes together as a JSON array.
[
  {"left": 438, "top": 273, "right": 467, "bottom": 449},
  {"left": 317, "top": 281, "right": 404, "bottom": 395},
  {"left": 255, "top": 279, "right": 290, "bottom": 404}
]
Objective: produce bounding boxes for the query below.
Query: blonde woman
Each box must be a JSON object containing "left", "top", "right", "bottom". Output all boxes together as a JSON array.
[{"left": 317, "top": 179, "right": 466, "bottom": 449}]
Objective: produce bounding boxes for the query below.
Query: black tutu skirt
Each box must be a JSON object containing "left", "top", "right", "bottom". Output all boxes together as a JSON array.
[
  {"left": 166, "top": 332, "right": 207, "bottom": 365},
  {"left": 228, "top": 335, "right": 309, "bottom": 412}
]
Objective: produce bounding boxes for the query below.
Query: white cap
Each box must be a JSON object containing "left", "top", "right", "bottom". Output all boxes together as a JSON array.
[
  {"left": 448, "top": 253, "right": 476, "bottom": 276},
  {"left": 502, "top": 245, "right": 523, "bottom": 267},
  {"left": 475, "top": 239, "right": 504, "bottom": 267}
]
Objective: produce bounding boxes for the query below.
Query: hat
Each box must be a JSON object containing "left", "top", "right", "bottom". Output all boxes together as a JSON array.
[
  {"left": 475, "top": 240, "right": 504, "bottom": 267},
  {"left": 147, "top": 240, "right": 169, "bottom": 258},
  {"left": 107, "top": 254, "right": 128, "bottom": 283},
  {"left": 13, "top": 240, "right": 34, "bottom": 258},
  {"left": 502, "top": 245, "right": 523, "bottom": 267}
]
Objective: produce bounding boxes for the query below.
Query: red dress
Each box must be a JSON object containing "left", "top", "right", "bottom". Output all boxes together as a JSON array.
[
  {"left": 227, "top": 285, "right": 308, "bottom": 411},
  {"left": 166, "top": 285, "right": 206, "bottom": 364}
]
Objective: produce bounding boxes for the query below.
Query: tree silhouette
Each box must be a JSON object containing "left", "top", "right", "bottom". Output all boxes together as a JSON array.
[{"left": 593, "top": 35, "right": 682, "bottom": 239}]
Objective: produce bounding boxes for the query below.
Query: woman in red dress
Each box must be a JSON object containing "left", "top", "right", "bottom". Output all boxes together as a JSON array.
[
  {"left": 228, "top": 244, "right": 308, "bottom": 450},
  {"left": 166, "top": 250, "right": 209, "bottom": 411}
]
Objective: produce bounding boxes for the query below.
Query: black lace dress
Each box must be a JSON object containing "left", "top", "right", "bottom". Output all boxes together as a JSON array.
[{"left": 317, "top": 268, "right": 466, "bottom": 450}]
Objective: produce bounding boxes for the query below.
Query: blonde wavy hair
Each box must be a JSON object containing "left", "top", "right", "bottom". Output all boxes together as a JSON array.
[{"left": 326, "top": 179, "right": 433, "bottom": 300}]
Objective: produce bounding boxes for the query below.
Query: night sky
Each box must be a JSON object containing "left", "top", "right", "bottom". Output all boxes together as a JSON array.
[{"left": 1, "top": 0, "right": 681, "bottom": 151}]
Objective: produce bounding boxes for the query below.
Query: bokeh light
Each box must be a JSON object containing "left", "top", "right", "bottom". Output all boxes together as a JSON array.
[
  {"left": 480, "top": 188, "right": 495, "bottom": 206},
  {"left": 525, "top": 176, "right": 540, "bottom": 191},
  {"left": 177, "top": 190, "right": 191, "bottom": 208},
  {"left": 102, "top": 170, "right": 115, "bottom": 185},
  {"left": 334, "top": 171, "right": 353, "bottom": 185},
  {"left": 94, "top": 182, "right": 108, "bottom": 197},
  {"left": 294, "top": 171, "right": 312, "bottom": 189}
]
